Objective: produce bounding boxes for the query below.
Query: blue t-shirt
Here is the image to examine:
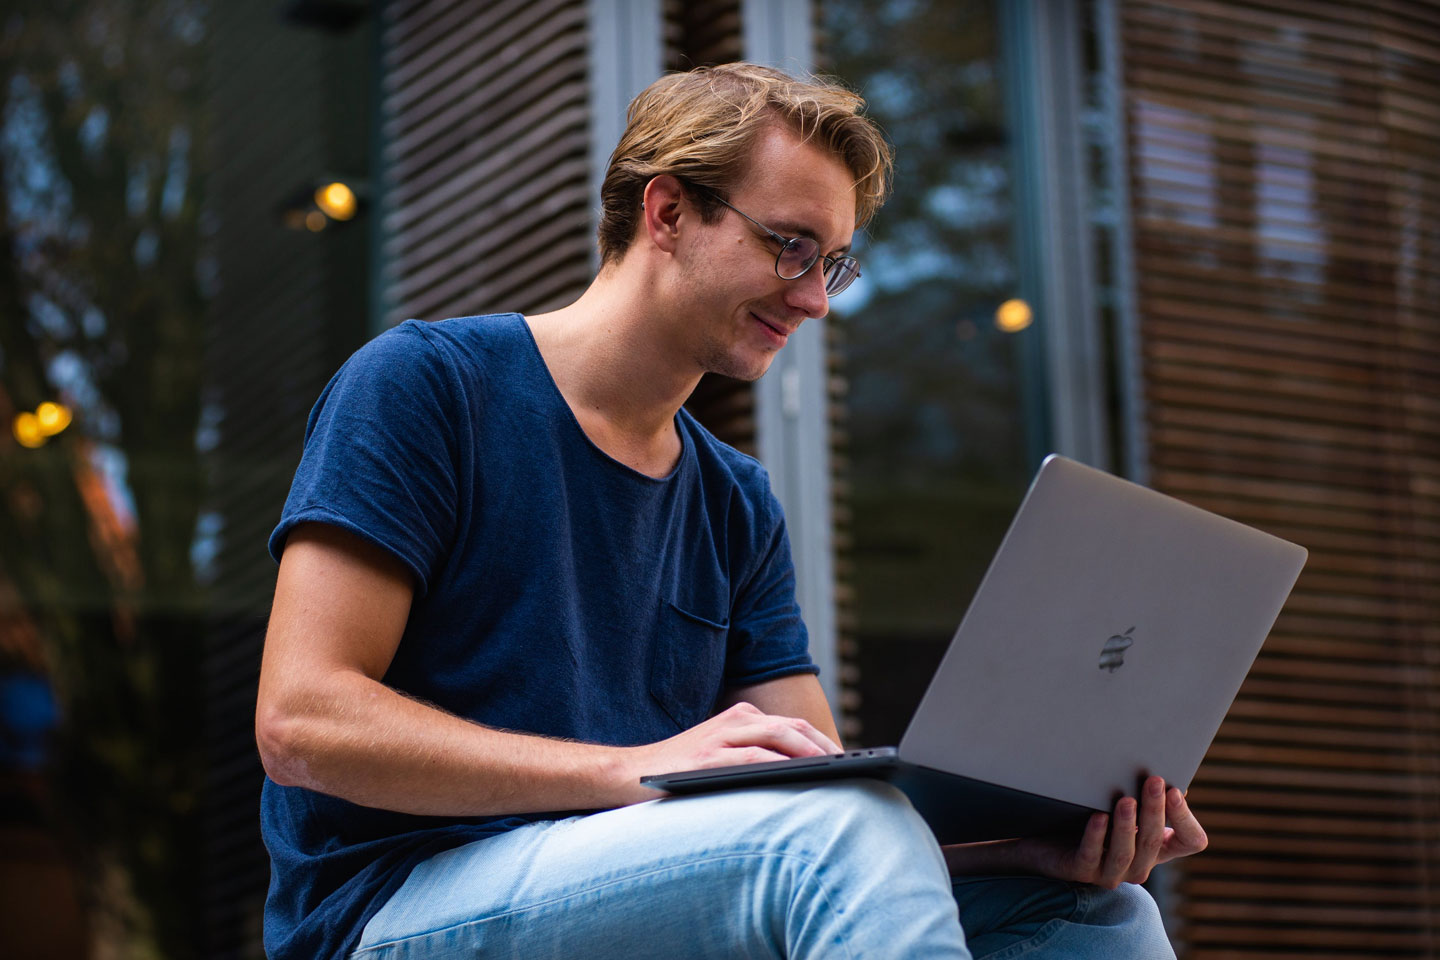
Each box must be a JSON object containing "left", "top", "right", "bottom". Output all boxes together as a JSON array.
[{"left": 261, "top": 314, "right": 817, "bottom": 960}]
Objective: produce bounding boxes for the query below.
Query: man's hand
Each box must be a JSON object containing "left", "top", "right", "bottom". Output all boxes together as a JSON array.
[
  {"left": 1015, "top": 776, "right": 1208, "bottom": 888},
  {"left": 621, "top": 701, "right": 841, "bottom": 803},
  {"left": 944, "top": 776, "right": 1208, "bottom": 887}
]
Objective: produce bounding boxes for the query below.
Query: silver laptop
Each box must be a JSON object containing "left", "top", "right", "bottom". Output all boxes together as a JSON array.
[{"left": 641, "top": 454, "right": 1308, "bottom": 843}]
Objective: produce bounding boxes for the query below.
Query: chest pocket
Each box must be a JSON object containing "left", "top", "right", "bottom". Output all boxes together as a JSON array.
[{"left": 649, "top": 600, "right": 729, "bottom": 731}]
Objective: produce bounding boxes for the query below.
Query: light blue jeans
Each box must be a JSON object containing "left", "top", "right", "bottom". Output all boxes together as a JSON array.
[{"left": 354, "top": 779, "right": 1175, "bottom": 959}]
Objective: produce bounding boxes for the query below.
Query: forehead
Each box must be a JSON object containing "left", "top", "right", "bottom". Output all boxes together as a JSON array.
[{"left": 731, "top": 126, "right": 857, "bottom": 248}]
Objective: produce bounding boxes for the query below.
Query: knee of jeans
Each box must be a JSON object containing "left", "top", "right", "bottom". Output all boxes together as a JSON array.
[
  {"left": 811, "top": 777, "right": 914, "bottom": 818},
  {"left": 768, "top": 779, "right": 935, "bottom": 857},
  {"left": 1096, "top": 882, "right": 1167, "bottom": 932}
]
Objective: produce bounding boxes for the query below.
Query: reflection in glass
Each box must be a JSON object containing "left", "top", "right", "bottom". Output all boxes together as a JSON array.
[
  {"left": 0, "top": 3, "right": 211, "bottom": 956},
  {"left": 823, "top": 0, "right": 1036, "bottom": 746}
]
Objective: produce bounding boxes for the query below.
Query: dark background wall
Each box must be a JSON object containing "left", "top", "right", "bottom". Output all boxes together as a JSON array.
[{"left": 201, "top": 4, "right": 375, "bottom": 957}]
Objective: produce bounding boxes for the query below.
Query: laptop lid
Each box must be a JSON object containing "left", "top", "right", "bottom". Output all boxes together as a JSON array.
[{"left": 899, "top": 454, "right": 1307, "bottom": 812}]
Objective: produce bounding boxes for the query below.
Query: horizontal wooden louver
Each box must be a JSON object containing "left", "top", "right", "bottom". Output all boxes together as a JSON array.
[
  {"left": 664, "top": 0, "right": 744, "bottom": 69},
  {"left": 1122, "top": 1, "right": 1440, "bottom": 956},
  {"left": 661, "top": 0, "right": 757, "bottom": 455},
  {"left": 380, "top": 0, "right": 593, "bottom": 322}
]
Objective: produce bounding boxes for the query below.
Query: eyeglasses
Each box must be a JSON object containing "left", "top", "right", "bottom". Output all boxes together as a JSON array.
[{"left": 709, "top": 194, "right": 861, "bottom": 297}]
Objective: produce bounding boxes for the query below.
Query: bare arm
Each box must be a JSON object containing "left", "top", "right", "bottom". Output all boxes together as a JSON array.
[{"left": 255, "top": 524, "right": 838, "bottom": 816}]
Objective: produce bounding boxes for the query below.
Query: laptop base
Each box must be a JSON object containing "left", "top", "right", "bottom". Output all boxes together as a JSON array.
[{"left": 643, "top": 751, "right": 1100, "bottom": 844}]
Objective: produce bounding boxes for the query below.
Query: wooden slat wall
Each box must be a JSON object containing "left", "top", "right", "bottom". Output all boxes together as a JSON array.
[
  {"left": 664, "top": 0, "right": 757, "bottom": 456},
  {"left": 826, "top": 317, "right": 862, "bottom": 739},
  {"left": 1121, "top": 1, "right": 1440, "bottom": 955},
  {"left": 665, "top": 0, "right": 745, "bottom": 71},
  {"left": 380, "top": 0, "right": 593, "bottom": 322}
]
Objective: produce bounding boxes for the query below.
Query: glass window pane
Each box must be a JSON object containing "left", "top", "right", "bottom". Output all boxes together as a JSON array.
[{"left": 823, "top": 0, "right": 1040, "bottom": 746}]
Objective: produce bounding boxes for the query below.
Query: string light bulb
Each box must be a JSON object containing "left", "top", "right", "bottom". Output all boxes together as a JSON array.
[
  {"left": 35, "top": 401, "right": 72, "bottom": 436},
  {"left": 13, "top": 412, "right": 45, "bottom": 448},
  {"left": 314, "top": 181, "right": 358, "bottom": 221},
  {"left": 995, "top": 298, "right": 1033, "bottom": 334},
  {"left": 11, "top": 401, "right": 73, "bottom": 448}
]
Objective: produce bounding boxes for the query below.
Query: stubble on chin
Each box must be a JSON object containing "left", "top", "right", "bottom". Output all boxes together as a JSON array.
[{"left": 693, "top": 342, "right": 774, "bottom": 383}]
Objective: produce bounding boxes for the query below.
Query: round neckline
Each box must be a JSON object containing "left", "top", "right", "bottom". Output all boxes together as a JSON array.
[{"left": 513, "top": 314, "right": 691, "bottom": 484}]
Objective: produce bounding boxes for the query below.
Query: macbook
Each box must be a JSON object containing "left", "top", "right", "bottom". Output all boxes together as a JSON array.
[{"left": 640, "top": 454, "right": 1308, "bottom": 843}]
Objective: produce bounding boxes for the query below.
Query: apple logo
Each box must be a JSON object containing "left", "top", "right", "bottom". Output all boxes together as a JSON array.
[{"left": 1099, "top": 626, "right": 1135, "bottom": 672}]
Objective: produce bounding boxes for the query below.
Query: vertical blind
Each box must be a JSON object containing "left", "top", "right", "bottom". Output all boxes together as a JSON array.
[{"left": 1122, "top": 1, "right": 1440, "bottom": 954}]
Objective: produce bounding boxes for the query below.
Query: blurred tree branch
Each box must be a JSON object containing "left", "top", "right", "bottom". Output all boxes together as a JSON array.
[{"left": 0, "top": 1, "right": 209, "bottom": 956}]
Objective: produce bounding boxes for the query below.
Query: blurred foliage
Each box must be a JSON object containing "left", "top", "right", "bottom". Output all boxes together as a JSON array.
[{"left": 0, "top": 0, "right": 209, "bottom": 956}]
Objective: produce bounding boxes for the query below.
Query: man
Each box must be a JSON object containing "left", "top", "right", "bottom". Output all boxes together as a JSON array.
[{"left": 256, "top": 63, "right": 1205, "bottom": 960}]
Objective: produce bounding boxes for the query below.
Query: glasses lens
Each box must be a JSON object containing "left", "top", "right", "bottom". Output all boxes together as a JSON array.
[
  {"left": 775, "top": 237, "right": 820, "bottom": 280},
  {"left": 824, "top": 257, "right": 861, "bottom": 296}
]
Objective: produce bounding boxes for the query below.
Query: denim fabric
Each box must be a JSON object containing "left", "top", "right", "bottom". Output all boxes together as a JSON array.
[
  {"left": 353, "top": 780, "right": 1174, "bottom": 960},
  {"left": 951, "top": 875, "right": 1173, "bottom": 959}
]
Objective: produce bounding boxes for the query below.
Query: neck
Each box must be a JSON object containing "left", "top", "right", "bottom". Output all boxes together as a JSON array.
[{"left": 525, "top": 259, "right": 700, "bottom": 444}]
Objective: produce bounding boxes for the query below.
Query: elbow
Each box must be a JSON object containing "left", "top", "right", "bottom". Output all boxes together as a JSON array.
[{"left": 255, "top": 701, "right": 314, "bottom": 788}]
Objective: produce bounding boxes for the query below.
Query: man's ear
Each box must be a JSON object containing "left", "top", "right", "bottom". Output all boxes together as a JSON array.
[{"left": 640, "top": 175, "right": 688, "bottom": 255}]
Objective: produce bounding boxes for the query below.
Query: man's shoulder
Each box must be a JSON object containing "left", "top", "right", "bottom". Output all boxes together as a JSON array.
[
  {"left": 343, "top": 313, "right": 528, "bottom": 386},
  {"left": 678, "top": 409, "right": 776, "bottom": 509},
  {"left": 372, "top": 313, "right": 524, "bottom": 358}
]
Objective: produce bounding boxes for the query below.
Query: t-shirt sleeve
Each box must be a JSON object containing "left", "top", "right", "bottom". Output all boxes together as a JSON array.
[
  {"left": 268, "top": 322, "right": 462, "bottom": 598},
  {"left": 724, "top": 486, "right": 819, "bottom": 687}
]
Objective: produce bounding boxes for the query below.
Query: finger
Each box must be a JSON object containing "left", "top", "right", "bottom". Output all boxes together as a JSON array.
[
  {"left": 1126, "top": 777, "right": 1167, "bottom": 883},
  {"left": 1157, "top": 788, "right": 1208, "bottom": 863},
  {"left": 721, "top": 745, "right": 792, "bottom": 766},
  {"left": 1100, "top": 797, "right": 1138, "bottom": 888},
  {"left": 1072, "top": 812, "right": 1109, "bottom": 881},
  {"left": 790, "top": 717, "right": 842, "bottom": 755},
  {"left": 722, "top": 716, "right": 832, "bottom": 759},
  {"left": 712, "top": 702, "right": 840, "bottom": 755}
]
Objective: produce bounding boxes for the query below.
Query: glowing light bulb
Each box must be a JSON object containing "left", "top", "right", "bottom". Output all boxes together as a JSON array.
[
  {"left": 35, "top": 401, "right": 71, "bottom": 436},
  {"left": 13, "top": 412, "right": 45, "bottom": 448},
  {"left": 995, "top": 298, "right": 1033, "bottom": 333},
  {"left": 314, "top": 181, "right": 357, "bottom": 221}
]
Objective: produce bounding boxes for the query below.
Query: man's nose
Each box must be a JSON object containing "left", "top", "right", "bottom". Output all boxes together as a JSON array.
[{"left": 786, "top": 264, "right": 830, "bottom": 320}]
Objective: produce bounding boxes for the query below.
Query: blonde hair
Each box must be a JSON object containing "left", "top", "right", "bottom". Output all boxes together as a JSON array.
[{"left": 597, "top": 62, "right": 893, "bottom": 265}]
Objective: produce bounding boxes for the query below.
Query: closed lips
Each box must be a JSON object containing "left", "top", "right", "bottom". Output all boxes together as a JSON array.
[{"left": 753, "top": 313, "right": 793, "bottom": 336}]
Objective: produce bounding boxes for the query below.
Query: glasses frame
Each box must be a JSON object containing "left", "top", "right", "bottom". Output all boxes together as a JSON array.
[{"left": 707, "top": 193, "right": 861, "bottom": 297}]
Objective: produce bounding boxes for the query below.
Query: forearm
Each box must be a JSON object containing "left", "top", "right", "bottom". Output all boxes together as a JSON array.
[
  {"left": 257, "top": 670, "right": 645, "bottom": 816},
  {"left": 941, "top": 839, "right": 1037, "bottom": 877}
]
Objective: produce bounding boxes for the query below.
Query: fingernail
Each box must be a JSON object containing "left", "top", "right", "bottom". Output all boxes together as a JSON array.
[{"left": 1149, "top": 779, "right": 1163, "bottom": 798}]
